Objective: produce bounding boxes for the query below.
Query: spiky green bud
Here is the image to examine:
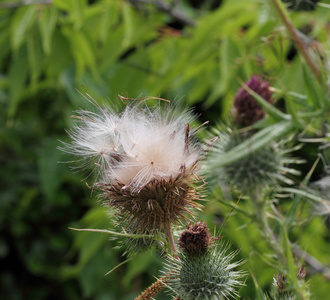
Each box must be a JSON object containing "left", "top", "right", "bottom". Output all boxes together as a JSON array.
[
  {"left": 208, "top": 129, "right": 302, "bottom": 195},
  {"left": 163, "top": 241, "right": 245, "bottom": 299}
]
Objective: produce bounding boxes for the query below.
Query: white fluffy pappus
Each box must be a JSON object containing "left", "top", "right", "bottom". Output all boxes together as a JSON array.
[
  {"left": 62, "top": 100, "right": 201, "bottom": 192},
  {"left": 61, "top": 106, "right": 122, "bottom": 177}
]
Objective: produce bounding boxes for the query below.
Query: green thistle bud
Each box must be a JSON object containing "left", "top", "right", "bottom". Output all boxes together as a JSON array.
[
  {"left": 163, "top": 238, "right": 245, "bottom": 299},
  {"left": 208, "top": 128, "right": 302, "bottom": 195},
  {"left": 282, "top": 0, "right": 319, "bottom": 11}
]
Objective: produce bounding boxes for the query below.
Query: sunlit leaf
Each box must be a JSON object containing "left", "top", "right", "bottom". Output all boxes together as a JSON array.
[
  {"left": 38, "top": 5, "right": 58, "bottom": 55},
  {"left": 10, "top": 6, "right": 38, "bottom": 51},
  {"left": 8, "top": 46, "right": 28, "bottom": 118}
]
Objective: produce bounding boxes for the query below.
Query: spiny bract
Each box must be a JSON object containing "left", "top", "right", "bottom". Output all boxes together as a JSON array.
[{"left": 163, "top": 242, "right": 245, "bottom": 300}]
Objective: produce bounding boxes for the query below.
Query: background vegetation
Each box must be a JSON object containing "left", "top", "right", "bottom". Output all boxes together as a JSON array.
[{"left": 1, "top": 0, "right": 329, "bottom": 299}]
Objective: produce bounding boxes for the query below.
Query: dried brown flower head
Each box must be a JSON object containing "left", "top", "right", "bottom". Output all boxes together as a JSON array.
[
  {"left": 178, "top": 221, "right": 213, "bottom": 255},
  {"left": 100, "top": 166, "right": 201, "bottom": 235}
]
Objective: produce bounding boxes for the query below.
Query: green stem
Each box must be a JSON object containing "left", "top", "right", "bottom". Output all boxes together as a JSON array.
[
  {"left": 250, "top": 190, "right": 308, "bottom": 300},
  {"left": 270, "top": 0, "right": 322, "bottom": 84},
  {"left": 250, "top": 191, "right": 285, "bottom": 265},
  {"left": 164, "top": 222, "right": 178, "bottom": 257}
]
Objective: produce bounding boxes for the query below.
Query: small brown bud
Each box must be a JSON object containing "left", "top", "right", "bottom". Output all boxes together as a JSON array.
[
  {"left": 297, "top": 264, "right": 307, "bottom": 280},
  {"left": 178, "top": 221, "right": 212, "bottom": 255},
  {"left": 274, "top": 273, "right": 287, "bottom": 291}
]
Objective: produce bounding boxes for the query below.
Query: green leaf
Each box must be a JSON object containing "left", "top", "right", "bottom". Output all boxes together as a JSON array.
[
  {"left": 281, "top": 187, "right": 324, "bottom": 204},
  {"left": 98, "top": 0, "right": 120, "bottom": 43},
  {"left": 53, "top": 0, "right": 75, "bottom": 11},
  {"left": 38, "top": 138, "right": 66, "bottom": 203},
  {"left": 8, "top": 46, "right": 28, "bottom": 118},
  {"left": 284, "top": 197, "right": 301, "bottom": 229},
  {"left": 284, "top": 95, "right": 304, "bottom": 128},
  {"left": 73, "top": 207, "right": 111, "bottom": 266},
  {"left": 63, "top": 28, "right": 97, "bottom": 78},
  {"left": 69, "top": 228, "right": 154, "bottom": 240},
  {"left": 48, "top": 28, "right": 71, "bottom": 77},
  {"left": 122, "top": 1, "right": 134, "bottom": 49},
  {"left": 38, "top": 6, "right": 58, "bottom": 55},
  {"left": 123, "top": 249, "right": 155, "bottom": 287},
  {"left": 72, "top": 0, "right": 86, "bottom": 30},
  {"left": 250, "top": 269, "right": 267, "bottom": 300},
  {"left": 192, "top": 1, "right": 252, "bottom": 48},
  {"left": 10, "top": 6, "right": 38, "bottom": 51},
  {"left": 0, "top": 24, "right": 10, "bottom": 70},
  {"left": 219, "top": 37, "right": 242, "bottom": 96},
  {"left": 27, "top": 31, "right": 43, "bottom": 88},
  {"left": 302, "top": 63, "right": 324, "bottom": 109},
  {"left": 279, "top": 222, "right": 296, "bottom": 277}
]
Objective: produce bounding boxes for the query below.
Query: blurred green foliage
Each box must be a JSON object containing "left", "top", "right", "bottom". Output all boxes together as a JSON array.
[{"left": 1, "top": 0, "right": 330, "bottom": 299}]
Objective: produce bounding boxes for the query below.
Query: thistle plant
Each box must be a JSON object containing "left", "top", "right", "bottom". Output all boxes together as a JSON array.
[
  {"left": 205, "top": 74, "right": 316, "bottom": 299},
  {"left": 62, "top": 95, "right": 244, "bottom": 299}
]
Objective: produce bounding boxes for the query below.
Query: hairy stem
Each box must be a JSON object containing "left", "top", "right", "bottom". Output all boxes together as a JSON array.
[
  {"left": 270, "top": 0, "right": 322, "bottom": 84},
  {"left": 134, "top": 275, "right": 168, "bottom": 300},
  {"left": 250, "top": 191, "right": 285, "bottom": 265},
  {"left": 164, "top": 222, "right": 178, "bottom": 258}
]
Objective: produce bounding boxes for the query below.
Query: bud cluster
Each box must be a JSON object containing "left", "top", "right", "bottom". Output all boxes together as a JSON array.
[{"left": 267, "top": 262, "right": 308, "bottom": 300}]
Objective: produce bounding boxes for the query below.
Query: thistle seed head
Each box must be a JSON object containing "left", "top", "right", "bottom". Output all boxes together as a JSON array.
[
  {"left": 61, "top": 97, "right": 203, "bottom": 234},
  {"left": 100, "top": 175, "right": 201, "bottom": 234},
  {"left": 234, "top": 75, "right": 273, "bottom": 127}
]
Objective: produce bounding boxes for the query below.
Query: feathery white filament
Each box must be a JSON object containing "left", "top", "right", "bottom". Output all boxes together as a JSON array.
[{"left": 63, "top": 102, "right": 199, "bottom": 191}]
